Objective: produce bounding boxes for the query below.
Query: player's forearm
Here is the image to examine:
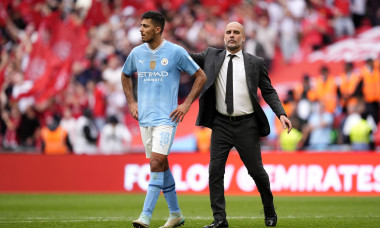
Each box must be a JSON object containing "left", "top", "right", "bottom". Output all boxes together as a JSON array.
[
  {"left": 183, "top": 69, "right": 206, "bottom": 105},
  {"left": 121, "top": 74, "right": 136, "bottom": 105}
]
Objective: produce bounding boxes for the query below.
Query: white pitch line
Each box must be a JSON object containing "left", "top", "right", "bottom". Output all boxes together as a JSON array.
[{"left": 0, "top": 215, "right": 379, "bottom": 223}]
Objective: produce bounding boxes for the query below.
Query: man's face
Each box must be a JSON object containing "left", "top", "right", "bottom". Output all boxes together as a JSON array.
[
  {"left": 140, "top": 19, "right": 160, "bottom": 43},
  {"left": 224, "top": 22, "right": 245, "bottom": 52}
]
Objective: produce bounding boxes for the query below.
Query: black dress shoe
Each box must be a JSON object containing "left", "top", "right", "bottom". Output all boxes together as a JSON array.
[
  {"left": 265, "top": 214, "right": 277, "bottom": 227},
  {"left": 203, "top": 219, "right": 229, "bottom": 228},
  {"left": 264, "top": 206, "right": 277, "bottom": 227}
]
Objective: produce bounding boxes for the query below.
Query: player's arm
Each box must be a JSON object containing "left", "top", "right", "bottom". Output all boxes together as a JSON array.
[
  {"left": 121, "top": 73, "right": 138, "bottom": 120},
  {"left": 170, "top": 68, "right": 206, "bottom": 123}
]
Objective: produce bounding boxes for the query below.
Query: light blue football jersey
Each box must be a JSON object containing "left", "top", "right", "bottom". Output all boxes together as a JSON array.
[{"left": 122, "top": 40, "right": 199, "bottom": 127}]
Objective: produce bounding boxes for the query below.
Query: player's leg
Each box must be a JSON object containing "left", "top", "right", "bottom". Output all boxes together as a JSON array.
[
  {"left": 159, "top": 168, "right": 185, "bottom": 228},
  {"left": 151, "top": 126, "right": 185, "bottom": 228},
  {"left": 133, "top": 127, "right": 165, "bottom": 228}
]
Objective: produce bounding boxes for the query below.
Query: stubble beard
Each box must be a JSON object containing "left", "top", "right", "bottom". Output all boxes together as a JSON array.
[
  {"left": 226, "top": 43, "right": 240, "bottom": 52},
  {"left": 142, "top": 38, "right": 154, "bottom": 43}
]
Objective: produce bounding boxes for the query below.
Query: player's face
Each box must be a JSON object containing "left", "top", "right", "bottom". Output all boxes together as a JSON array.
[
  {"left": 140, "top": 19, "right": 161, "bottom": 43},
  {"left": 224, "top": 22, "right": 245, "bottom": 53}
]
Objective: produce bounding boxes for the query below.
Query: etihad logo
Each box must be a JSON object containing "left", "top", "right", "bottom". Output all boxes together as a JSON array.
[
  {"left": 138, "top": 71, "right": 169, "bottom": 82},
  {"left": 138, "top": 71, "right": 169, "bottom": 77}
]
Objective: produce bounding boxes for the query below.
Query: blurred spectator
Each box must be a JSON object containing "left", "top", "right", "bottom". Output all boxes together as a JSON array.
[
  {"left": 263, "top": 0, "right": 285, "bottom": 32},
  {"left": 99, "top": 115, "right": 132, "bottom": 154},
  {"left": 90, "top": 23, "right": 117, "bottom": 61},
  {"left": 349, "top": 113, "right": 375, "bottom": 150},
  {"left": 294, "top": 75, "right": 314, "bottom": 128},
  {"left": 275, "top": 90, "right": 297, "bottom": 136},
  {"left": 59, "top": 107, "right": 77, "bottom": 147},
  {"left": 332, "top": 0, "right": 355, "bottom": 38},
  {"left": 73, "top": 108, "right": 98, "bottom": 155},
  {"left": 102, "top": 54, "right": 123, "bottom": 91},
  {"left": 360, "top": 58, "right": 380, "bottom": 124},
  {"left": 256, "top": 13, "right": 277, "bottom": 71},
  {"left": 300, "top": 3, "right": 330, "bottom": 53},
  {"left": 86, "top": 79, "right": 107, "bottom": 130},
  {"left": 9, "top": 71, "right": 34, "bottom": 113},
  {"left": 367, "top": 0, "right": 380, "bottom": 26},
  {"left": 313, "top": 0, "right": 335, "bottom": 38},
  {"left": 279, "top": 8, "right": 299, "bottom": 63},
  {"left": 314, "top": 65, "right": 338, "bottom": 114},
  {"left": 338, "top": 62, "right": 362, "bottom": 110},
  {"left": 105, "top": 82, "right": 126, "bottom": 125},
  {"left": 244, "top": 29, "right": 266, "bottom": 59},
  {"left": 294, "top": 74, "right": 316, "bottom": 101},
  {"left": 342, "top": 99, "right": 377, "bottom": 150},
  {"left": 350, "top": 0, "right": 367, "bottom": 28},
  {"left": 41, "top": 114, "right": 72, "bottom": 155},
  {"left": 16, "top": 105, "right": 41, "bottom": 150},
  {"left": 282, "top": 89, "right": 297, "bottom": 117},
  {"left": 1, "top": 102, "right": 21, "bottom": 150},
  {"left": 285, "top": 0, "right": 307, "bottom": 20},
  {"left": 194, "top": 126, "right": 212, "bottom": 154},
  {"left": 75, "top": 56, "right": 103, "bottom": 86},
  {"left": 303, "top": 102, "right": 334, "bottom": 150},
  {"left": 63, "top": 82, "right": 89, "bottom": 118}
]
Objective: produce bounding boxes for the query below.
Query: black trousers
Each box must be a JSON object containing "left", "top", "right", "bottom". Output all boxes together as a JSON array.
[
  {"left": 209, "top": 114, "right": 273, "bottom": 220},
  {"left": 366, "top": 101, "right": 379, "bottom": 124}
]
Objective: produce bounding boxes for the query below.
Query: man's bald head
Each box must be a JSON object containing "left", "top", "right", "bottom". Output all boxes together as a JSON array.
[
  {"left": 224, "top": 22, "right": 246, "bottom": 54},
  {"left": 226, "top": 22, "right": 245, "bottom": 35}
]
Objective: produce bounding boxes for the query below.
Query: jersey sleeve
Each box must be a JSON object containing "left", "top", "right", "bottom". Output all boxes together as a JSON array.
[
  {"left": 176, "top": 46, "right": 199, "bottom": 76},
  {"left": 122, "top": 50, "right": 137, "bottom": 77}
]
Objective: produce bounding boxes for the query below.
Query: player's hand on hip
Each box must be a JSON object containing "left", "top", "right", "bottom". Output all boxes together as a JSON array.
[{"left": 170, "top": 103, "right": 190, "bottom": 123}]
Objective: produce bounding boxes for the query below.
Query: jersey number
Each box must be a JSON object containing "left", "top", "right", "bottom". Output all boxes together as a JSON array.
[{"left": 160, "top": 132, "right": 170, "bottom": 146}]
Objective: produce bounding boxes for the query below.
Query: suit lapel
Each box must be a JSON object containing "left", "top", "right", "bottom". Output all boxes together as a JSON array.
[
  {"left": 214, "top": 50, "right": 226, "bottom": 80},
  {"left": 243, "top": 52, "right": 254, "bottom": 90}
]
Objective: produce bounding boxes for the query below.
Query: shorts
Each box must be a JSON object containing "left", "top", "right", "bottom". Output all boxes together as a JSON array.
[{"left": 140, "top": 125, "right": 177, "bottom": 158}]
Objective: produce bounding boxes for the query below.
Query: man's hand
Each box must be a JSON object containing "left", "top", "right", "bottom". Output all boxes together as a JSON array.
[
  {"left": 170, "top": 102, "right": 191, "bottom": 123},
  {"left": 129, "top": 102, "right": 138, "bottom": 120},
  {"left": 280, "top": 115, "right": 293, "bottom": 134}
]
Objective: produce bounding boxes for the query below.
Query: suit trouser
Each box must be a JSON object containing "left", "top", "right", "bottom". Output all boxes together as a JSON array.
[{"left": 209, "top": 115, "right": 273, "bottom": 220}]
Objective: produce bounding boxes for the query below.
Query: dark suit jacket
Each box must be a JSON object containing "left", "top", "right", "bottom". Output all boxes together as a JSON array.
[{"left": 190, "top": 47, "right": 286, "bottom": 137}]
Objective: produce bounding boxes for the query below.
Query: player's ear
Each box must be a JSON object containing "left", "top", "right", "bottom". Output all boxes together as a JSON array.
[{"left": 156, "top": 26, "right": 162, "bottom": 35}]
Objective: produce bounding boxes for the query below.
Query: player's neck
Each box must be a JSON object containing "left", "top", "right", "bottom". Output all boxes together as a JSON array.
[{"left": 148, "top": 36, "right": 164, "bottom": 50}]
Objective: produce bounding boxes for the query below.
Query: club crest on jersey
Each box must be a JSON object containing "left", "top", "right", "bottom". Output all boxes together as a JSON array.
[
  {"left": 150, "top": 61, "right": 156, "bottom": 70},
  {"left": 161, "top": 58, "right": 168, "bottom": 66}
]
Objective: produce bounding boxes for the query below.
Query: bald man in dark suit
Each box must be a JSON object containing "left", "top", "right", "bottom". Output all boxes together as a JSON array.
[{"left": 190, "top": 22, "right": 292, "bottom": 228}]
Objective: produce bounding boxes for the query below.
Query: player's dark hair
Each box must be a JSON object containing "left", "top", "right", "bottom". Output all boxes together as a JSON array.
[{"left": 141, "top": 11, "right": 165, "bottom": 34}]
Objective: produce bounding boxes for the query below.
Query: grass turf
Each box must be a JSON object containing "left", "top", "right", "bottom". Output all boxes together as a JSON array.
[{"left": 0, "top": 194, "right": 379, "bottom": 227}]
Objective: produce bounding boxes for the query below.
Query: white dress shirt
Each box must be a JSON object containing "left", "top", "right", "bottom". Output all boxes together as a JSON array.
[{"left": 215, "top": 50, "right": 254, "bottom": 116}]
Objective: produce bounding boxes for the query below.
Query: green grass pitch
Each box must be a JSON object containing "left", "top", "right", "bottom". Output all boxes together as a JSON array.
[{"left": 0, "top": 194, "right": 379, "bottom": 227}]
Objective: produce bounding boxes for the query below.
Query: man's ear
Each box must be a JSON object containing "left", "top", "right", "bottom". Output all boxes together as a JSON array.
[{"left": 156, "top": 26, "right": 162, "bottom": 35}]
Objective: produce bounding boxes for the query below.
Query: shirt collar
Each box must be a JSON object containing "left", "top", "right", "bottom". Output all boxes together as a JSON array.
[
  {"left": 145, "top": 39, "right": 167, "bottom": 53},
  {"left": 226, "top": 50, "right": 243, "bottom": 59}
]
